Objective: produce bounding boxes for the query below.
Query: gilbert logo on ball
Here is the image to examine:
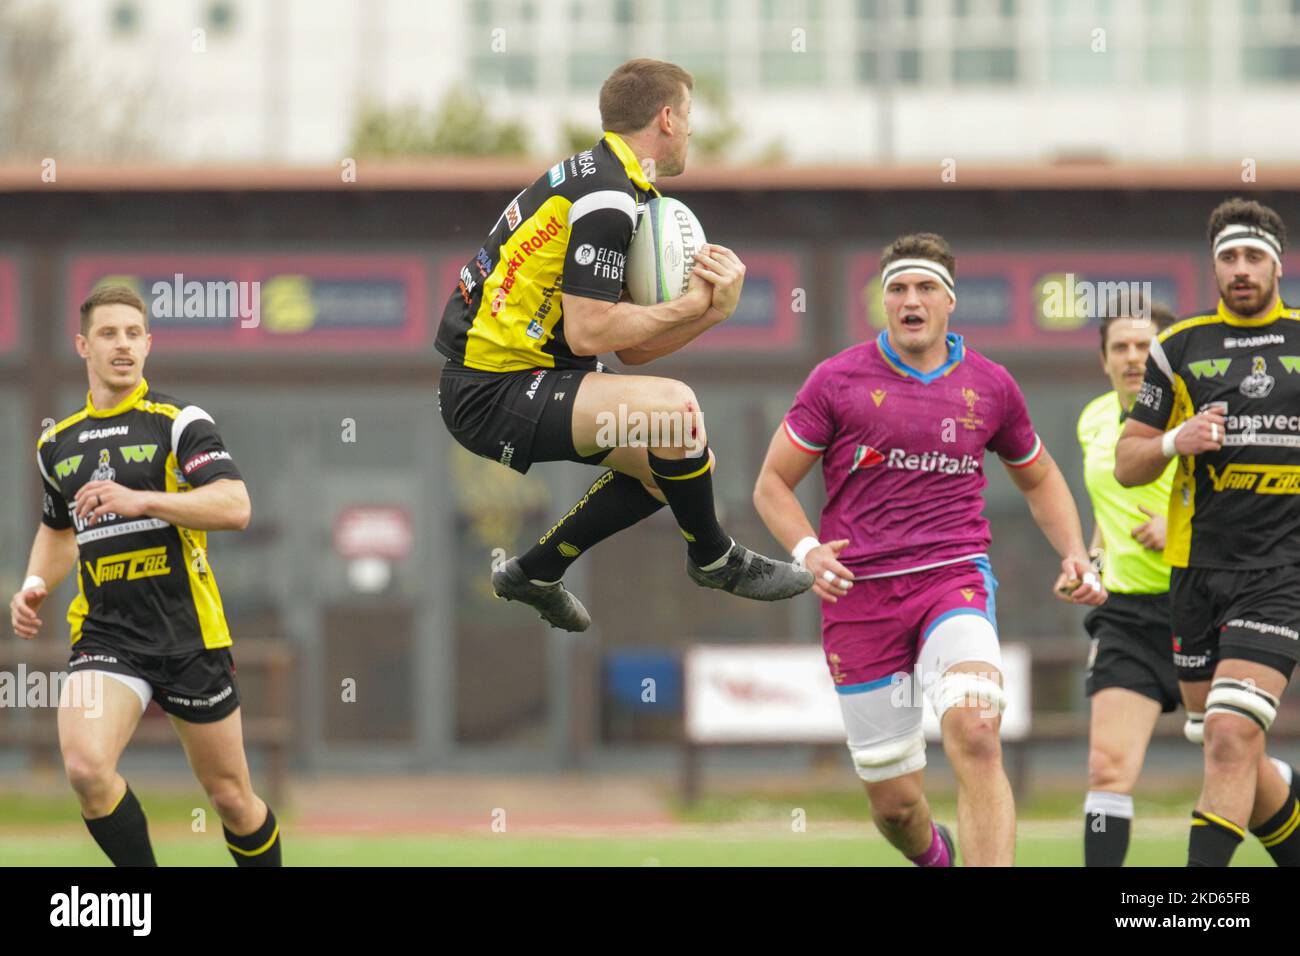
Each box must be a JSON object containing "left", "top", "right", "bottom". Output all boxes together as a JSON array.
[{"left": 625, "top": 197, "right": 707, "bottom": 305}]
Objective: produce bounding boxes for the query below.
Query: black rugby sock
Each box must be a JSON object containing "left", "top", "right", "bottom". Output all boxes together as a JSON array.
[
  {"left": 83, "top": 784, "right": 157, "bottom": 867},
  {"left": 1252, "top": 794, "right": 1300, "bottom": 866},
  {"left": 1188, "top": 809, "right": 1244, "bottom": 867},
  {"left": 1083, "top": 791, "right": 1133, "bottom": 866},
  {"left": 647, "top": 446, "right": 730, "bottom": 567},
  {"left": 225, "top": 805, "right": 282, "bottom": 867},
  {"left": 518, "top": 470, "right": 664, "bottom": 583}
]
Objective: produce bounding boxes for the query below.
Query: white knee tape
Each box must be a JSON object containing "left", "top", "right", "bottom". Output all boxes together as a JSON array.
[
  {"left": 931, "top": 672, "right": 1006, "bottom": 722},
  {"left": 1184, "top": 711, "right": 1205, "bottom": 745},
  {"left": 1206, "top": 678, "right": 1279, "bottom": 733},
  {"left": 849, "top": 729, "right": 926, "bottom": 783}
]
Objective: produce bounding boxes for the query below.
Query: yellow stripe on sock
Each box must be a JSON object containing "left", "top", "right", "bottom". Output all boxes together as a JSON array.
[
  {"left": 1260, "top": 799, "right": 1300, "bottom": 848},
  {"left": 650, "top": 458, "right": 713, "bottom": 481},
  {"left": 1197, "top": 811, "right": 1245, "bottom": 839},
  {"left": 227, "top": 823, "right": 280, "bottom": 857}
]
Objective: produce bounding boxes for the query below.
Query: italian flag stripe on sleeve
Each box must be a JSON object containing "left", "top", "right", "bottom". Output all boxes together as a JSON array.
[
  {"left": 783, "top": 420, "right": 825, "bottom": 455},
  {"left": 1003, "top": 433, "right": 1044, "bottom": 468}
]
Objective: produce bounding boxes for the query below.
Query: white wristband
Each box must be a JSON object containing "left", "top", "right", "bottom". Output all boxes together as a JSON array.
[
  {"left": 791, "top": 536, "right": 821, "bottom": 566},
  {"left": 22, "top": 575, "right": 47, "bottom": 592},
  {"left": 1160, "top": 422, "right": 1185, "bottom": 458}
]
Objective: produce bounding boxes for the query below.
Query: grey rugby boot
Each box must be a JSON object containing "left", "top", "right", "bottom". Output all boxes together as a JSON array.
[
  {"left": 686, "top": 539, "right": 814, "bottom": 601},
  {"left": 491, "top": 557, "right": 592, "bottom": 632}
]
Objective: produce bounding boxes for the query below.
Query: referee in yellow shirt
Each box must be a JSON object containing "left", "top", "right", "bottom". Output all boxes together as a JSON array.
[{"left": 1073, "top": 305, "right": 1180, "bottom": 865}]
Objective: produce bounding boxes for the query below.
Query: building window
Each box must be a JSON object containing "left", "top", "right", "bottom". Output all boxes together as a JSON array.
[
  {"left": 206, "top": 1, "right": 236, "bottom": 35},
  {"left": 110, "top": 1, "right": 140, "bottom": 36},
  {"left": 953, "top": 47, "right": 1017, "bottom": 83}
]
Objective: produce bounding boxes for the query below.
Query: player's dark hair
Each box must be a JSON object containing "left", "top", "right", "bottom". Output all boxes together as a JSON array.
[
  {"left": 879, "top": 233, "right": 956, "bottom": 278},
  {"left": 600, "top": 59, "right": 693, "bottom": 134},
  {"left": 1099, "top": 302, "right": 1176, "bottom": 353},
  {"left": 1207, "top": 197, "right": 1288, "bottom": 252},
  {"left": 80, "top": 284, "right": 148, "bottom": 336}
]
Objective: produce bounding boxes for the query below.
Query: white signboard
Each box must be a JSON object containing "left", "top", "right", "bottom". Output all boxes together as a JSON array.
[{"left": 685, "top": 644, "right": 1031, "bottom": 744}]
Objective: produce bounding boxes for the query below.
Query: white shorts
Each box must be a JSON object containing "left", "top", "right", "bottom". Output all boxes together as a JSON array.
[{"left": 838, "top": 613, "right": 1003, "bottom": 782}]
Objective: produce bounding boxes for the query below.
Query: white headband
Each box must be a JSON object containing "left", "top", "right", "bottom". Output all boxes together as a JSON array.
[
  {"left": 1213, "top": 224, "right": 1282, "bottom": 265},
  {"left": 881, "top": 258, "right": 956, "bottom": 303}
]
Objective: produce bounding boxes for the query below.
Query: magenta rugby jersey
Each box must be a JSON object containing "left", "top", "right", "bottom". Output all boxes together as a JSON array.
[{"left": 783, "top": 331, "right": 1042, "bottom": 577}]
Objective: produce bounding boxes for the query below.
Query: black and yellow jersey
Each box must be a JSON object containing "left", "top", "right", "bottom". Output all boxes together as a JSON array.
[
  {"left": 36, "top": 378, "right": 243, "bottom": 656},
  {"left": 435, "top": 131, "right": 660, "bottom": 373},
  {"left": 1129, "top": 297, "right": 1300, "bottom": 570}
]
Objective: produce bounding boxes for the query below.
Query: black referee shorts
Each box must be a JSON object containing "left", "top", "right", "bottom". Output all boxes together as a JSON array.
[
  {"left": 438, "top": 362, "right": 614, "bottom": 474},
  {"left": 1084, "top": 591, "right": 1180, "bottom": 713},
  {"left": 68, "top": 636, "right": 241, "bottom": 724},
  {"left": 1169, "top": 565, "right": 1300, "bottom": 683}
]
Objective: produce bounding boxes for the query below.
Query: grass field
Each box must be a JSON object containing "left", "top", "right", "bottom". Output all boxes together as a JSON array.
[{"left": 0, "top": 789, "right": 1277, "bottom": 866}]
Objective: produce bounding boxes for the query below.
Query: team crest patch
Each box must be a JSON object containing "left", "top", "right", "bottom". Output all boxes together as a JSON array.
[
  {"left": 850, "top": 445, "right": 885, "bottom": 472},
  {"left": 505, "top": 199, "right": 522, "bottom": 231},
  {"left": 1239, "top": 355, "right": 1275, "bottom": 398}
]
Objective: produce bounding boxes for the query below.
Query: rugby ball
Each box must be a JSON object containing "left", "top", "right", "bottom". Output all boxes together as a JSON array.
[{"left": 625, "top": 197, "right": 707, "bottom": 305}]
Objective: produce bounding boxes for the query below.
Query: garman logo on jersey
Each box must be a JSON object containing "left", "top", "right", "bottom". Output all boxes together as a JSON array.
[
  {"left": 54, "top": 455, "right": 84, "bottom": 479},
  {"left": 1207, "top": 462, "right": 1300, "bottom": 494},
  {"left": 1188, "top": 357, "right": 1232, "bottom": 379},
  {"left": 1225, "top": 334, "right": 1285, "bottom": 348},
  {"left": 182, "top": 449, "right": 231, "bottom": 476},
  {"left": 85, "top": 546, "right": 171, "bottom": 586},
  {"left": 78, "top": 425, "right": 128, "bottom": 444},
  {"left": 119, "top": 444, "right": 158, "bottom": 464}
]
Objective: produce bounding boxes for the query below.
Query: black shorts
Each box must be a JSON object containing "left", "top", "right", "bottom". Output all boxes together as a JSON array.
[
  {"left": 68, "top": 637, "right": 241, "bottom": 724},
  {"left": 1169, "top": 565, "right": 1300, "bottom": 683},
  {"left": 437, "top": 361, "right": 614, "bottom": 474},
  {"left": 1084, "top": 591, "right": 1180, "bottom": 712}
]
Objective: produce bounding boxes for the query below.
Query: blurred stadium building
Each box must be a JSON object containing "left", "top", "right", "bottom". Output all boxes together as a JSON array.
[{"left": 4, "top": 0, "right": 1300, "bottom": 164}]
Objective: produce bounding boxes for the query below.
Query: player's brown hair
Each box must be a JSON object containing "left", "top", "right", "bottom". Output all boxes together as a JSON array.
[
  {"left": 600, "top": 59, "right": 693, "bottom": 134},
  {"left": 80, "top": 284, "right": 148, "bottom": 336},
  {"left": 1099, "top": 302, "right": 1176, "bottom": 353},
  {"left": 879, "top": 233, "right": 956, "bottom": 278},
  {"left": 1207, "top": 197, "right": 1288, "bottom": 251}
]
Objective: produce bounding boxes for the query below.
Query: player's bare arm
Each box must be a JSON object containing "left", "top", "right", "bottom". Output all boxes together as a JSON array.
[
  {"left": 9, "top": 524, "right": 78, "bottom": 638},
  {"left": 1114, "top": 408, "right": 1224, "bottom": 487},
  {"left": 753, "top": 423, "right": 854, "bottom": 604},
  {"left": 617, "top": 245, "right": 746, "bottom": 364},
  {"left": 1003, "top": 449, "right": 1106, "bottom": 606},
  {"left": 73, "top": 477, "right": 251, "bottom": 532},
  {"left": 563, "top": 268, "right": 712, "bottom": 357}
]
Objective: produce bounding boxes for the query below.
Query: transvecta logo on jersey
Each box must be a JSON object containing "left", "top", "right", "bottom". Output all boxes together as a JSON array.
[{"left": 86, "top": 546, "right": 171, "bottom": 586}]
